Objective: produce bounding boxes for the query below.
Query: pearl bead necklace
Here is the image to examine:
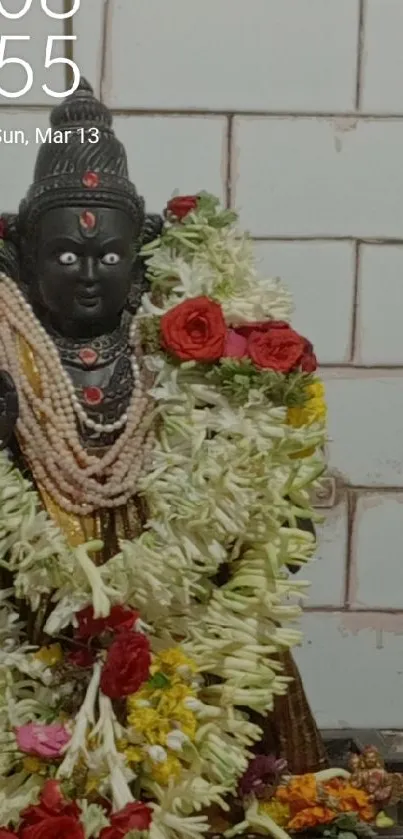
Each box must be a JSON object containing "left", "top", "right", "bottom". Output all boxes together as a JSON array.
[{"left": 0, "top": 274, "right": 155, "bottom": 515}]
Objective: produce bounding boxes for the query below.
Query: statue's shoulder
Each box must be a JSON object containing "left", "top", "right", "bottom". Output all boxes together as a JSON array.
[
  {"left": 0, "top": 213, "right": 21, "bottom": 282},
  {"left": 0, "top": 370, "right": 18, "bottom": 450}
]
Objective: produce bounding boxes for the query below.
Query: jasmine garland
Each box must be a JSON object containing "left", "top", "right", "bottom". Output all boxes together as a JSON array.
[{"left": 0, "top": 193, "right": 327, "bottom": 839}]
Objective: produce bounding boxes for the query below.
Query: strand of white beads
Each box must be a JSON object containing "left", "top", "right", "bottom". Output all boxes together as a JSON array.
[{"left": 0, "top": 275, "right": 155, "bottom": 514}]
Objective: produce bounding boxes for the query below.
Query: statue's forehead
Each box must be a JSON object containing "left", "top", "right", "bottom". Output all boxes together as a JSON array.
[{"left": 38, "top": 206, "right": 134, "bottom": 239}]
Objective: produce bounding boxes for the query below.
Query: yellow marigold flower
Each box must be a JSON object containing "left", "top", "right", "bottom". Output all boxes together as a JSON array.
[
  {"left": 128, "top": 706, "right": 170, "bottom": 745},
  {"left": 153, "top": 649, "right": 197, "bottom": 680},
  {"left": 259, "top": 800, "right": 291, "bottom": 827},
  {"left": 125, "top": 745, "right": 143, "bottom": 764},
  {"left": 287, "top": 380, "right": 327, "bottom": 429},
  {"left": 34, "top": 644, "right": 63, "bottom": 667},
  {"left": 149, "top": 753, "right": 182, "bottom": 785},
  {"left": 22, "top": 756, "right": 45, "bottom": 775},
  {"left": 165, "top": 708, "right": 197, "bottom": 741},
  {"left": 159, "top": 684, "right": 193, "bottom": 706}
]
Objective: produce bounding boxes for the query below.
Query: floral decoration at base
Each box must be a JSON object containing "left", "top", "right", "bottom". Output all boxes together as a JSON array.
[
  {"left": 236, "top": 748, "right": 403, "bottom": 839},
  {"left": 0, "top": 193, "right": 330, "bottom": 838}
]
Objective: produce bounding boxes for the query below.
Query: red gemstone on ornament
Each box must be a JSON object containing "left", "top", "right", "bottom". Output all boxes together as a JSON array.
[
  {"left": 80, "top": 210, "right": 96, "bottom": 231},
  {"left": 78, "top": 347, "right": 98, "bottom": 366},
  {"left": 83, "top": 386, "right": 103, "bottom": 405},
  {"left": 82, "top": 171, "right": 99, "bottom": 188}
]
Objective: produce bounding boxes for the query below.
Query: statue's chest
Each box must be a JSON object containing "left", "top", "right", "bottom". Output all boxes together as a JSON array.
[{"left": 55, "top": 331, "right": 134, "bottom": 448}]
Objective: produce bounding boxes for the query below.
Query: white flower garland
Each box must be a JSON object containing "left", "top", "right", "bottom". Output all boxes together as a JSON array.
[{"left": 0, "top": 194, "right": 327, "bottom": 839}]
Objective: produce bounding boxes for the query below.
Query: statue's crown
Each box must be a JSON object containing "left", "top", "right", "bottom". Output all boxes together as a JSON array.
[{"left": 19, "top": 78, "right": 144, "bottom": 232}]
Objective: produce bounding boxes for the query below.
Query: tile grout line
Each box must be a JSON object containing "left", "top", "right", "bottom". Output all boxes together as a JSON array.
[
  {"left": 5, "top": 105, "right": 403, "bottom": 119},
  {"left": 344, "top": 490, "right": 357, "bottom": 608},
  {"left": 355, "top": 0, "right": 366, "bottom": 110},
  {"left": 320, "top": 363, "right": 403, "bottom": 369},
  {"left": 304, "top": 607, "right": 403, "bottom": 614},
  {"left": 349, "top": 240, "right": 361, "bottom": 362},
  {"left": 99, "top": 0, "right": 112, "bottom": 103},
  {"left": 225, "top": 115, "right": 234, "bottom": 209},
  {"left": 253, "top": 236, "right": 403, "bottom": 244}
]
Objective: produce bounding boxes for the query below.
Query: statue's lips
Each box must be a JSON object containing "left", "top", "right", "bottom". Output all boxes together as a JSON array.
[{"left": 75, "top": 292, "right": 100, "bottom": 307}]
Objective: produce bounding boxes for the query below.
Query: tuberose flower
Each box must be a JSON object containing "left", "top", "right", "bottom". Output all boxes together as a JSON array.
[
  {"left": 15, "top": 723, "right": 71, "bottom": 760},
  {"left": 161, "top": 296, "right": 227, "bottom": 362},
  {"left": 166, "top": 195, "right": 198, "bottom": 220},
  {"left": 100, "top": 629, "right": 151, "bottom": 699},
  {"left": 99, "top": 802, "right": 152, "bottom": 839}
]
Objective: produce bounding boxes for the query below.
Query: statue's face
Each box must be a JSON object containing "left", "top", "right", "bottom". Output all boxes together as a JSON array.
[{"left": 35, "top": 206, "right": 136, "bottom": 337}]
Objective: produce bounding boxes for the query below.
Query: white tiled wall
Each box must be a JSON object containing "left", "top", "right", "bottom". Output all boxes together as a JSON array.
[{"left": 2, "top": 0, "right": 403, "bottom": 729}]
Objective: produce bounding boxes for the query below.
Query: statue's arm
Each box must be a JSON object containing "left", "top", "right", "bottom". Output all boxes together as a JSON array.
[{"left": 0, "top": 371, "right": 18, "bottom": 450}]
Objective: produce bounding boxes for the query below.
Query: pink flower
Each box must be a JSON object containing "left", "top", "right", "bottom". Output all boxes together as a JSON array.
[
  {"left": 223, "top": 329, "right": 248, "bottom": 359},
  {"left": 16, "top": 723, "right": 71, "bottom": 760}
]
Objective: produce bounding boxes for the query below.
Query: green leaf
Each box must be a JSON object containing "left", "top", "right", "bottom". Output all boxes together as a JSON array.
[
  {"left": 147, "top": 672, "right": 171, "bottom": 690},
  {"left": 205, "top": 358, "right": 313, "bottom": 407}
]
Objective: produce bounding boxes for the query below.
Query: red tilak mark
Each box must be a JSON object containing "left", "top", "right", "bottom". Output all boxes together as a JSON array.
[
  {"left": 83, "top": 386, "right": 103, "bottom": 406},
  {"left": 80, "top": 211, "right": 96, "bottom": 230}
]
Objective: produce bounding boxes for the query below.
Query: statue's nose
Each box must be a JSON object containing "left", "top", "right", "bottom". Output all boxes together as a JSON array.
[{"left": 82, "top": 256, "right": 96, "bottom": 283}]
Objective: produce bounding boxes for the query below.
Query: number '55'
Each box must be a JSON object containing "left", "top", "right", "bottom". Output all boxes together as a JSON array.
[
  {"left": 0, "top": 0, "right": 81, "bottom": 99},
  {"left": 0, "top": 35, "right": 79, "bottom": 99}
]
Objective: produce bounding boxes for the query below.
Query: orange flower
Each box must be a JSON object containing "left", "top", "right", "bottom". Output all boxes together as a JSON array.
[
  {"left": 322, "top": 781, "right": 375, "bottom": 822},
  {"left": 288, "top": 806, "right": 336, "bottom": 831},
  {"left": 276, "top": 775, "right": 318, "bottom": 813}
]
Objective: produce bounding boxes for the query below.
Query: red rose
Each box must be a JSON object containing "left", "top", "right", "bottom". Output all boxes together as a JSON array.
[
  {"left": 76, "top": 605, "right": 139, "bottom": 640},
  {"left": 20, "top": 783, "right": 84, "bottom": 839},
  {"left": 100, "top": 802, "right": 152, "bottom": 839},
  {"left": 223, "top": 321, "right": 290, "bottom": 359},
  {"left": 100, "top": 630, "right": 151, "bottom": 699},
  {"left": 233, "top": 320, "right": 290, "bottom": 337},
  {"left": 161, "top": 297, "right": 227, "bottom": 362},
  {"left": 67, "top": 648, "right": 95, "bottom": 668},
  {"left": 247, "top": 323, "right": 307, "bottom": 372},
  {"left": 166, "top": 195, "right": 198, "bottom": 220},
  {"left": 300, "top": 339, "right": 317, "bottom": 373},
  {"left": 20, "top": 816, "right": 84, "bottom": 839},
  {"left": 21, "top": 781, "right": 80, "bottom": 825},
  {"left": 0, "top": 830, "right": 18, "bottom": 838}
]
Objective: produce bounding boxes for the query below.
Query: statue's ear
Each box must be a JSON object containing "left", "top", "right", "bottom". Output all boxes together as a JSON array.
[{"left": 143, "top": 213, "right": 163, "bottom": 246}]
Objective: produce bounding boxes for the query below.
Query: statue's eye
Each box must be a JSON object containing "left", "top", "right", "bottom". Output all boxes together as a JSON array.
[
  {"left": 101, "top": 253, "right": 121, "bottom": 265},
  {"left": 59, "top": 252, "right": 78, "bottom": 265}
]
